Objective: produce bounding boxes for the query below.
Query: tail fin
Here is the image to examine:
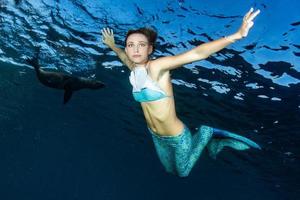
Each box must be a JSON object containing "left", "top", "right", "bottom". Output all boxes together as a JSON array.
[
  {"left": 213, "top": 128, "right": 261, "bottom": 150},
  {"left": 207, "top": 128, "right": 261, "bottom": 159}
]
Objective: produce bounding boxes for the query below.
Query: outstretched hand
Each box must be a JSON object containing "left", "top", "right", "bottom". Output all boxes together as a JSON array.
[
  {"left": 237, "top": 7, "right": 260, "bottom": 38},
  {"left": 101, "top": 28, "right": 115, "bottom": 48}
]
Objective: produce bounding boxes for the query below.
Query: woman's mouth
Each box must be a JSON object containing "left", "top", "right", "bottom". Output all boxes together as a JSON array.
[{"left": 133, "top": 55, "right": 141, "bottom": 58}]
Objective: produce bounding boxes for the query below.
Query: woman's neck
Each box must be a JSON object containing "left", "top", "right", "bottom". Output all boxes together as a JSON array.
[{"left": 135, "top": 60, "right": 149, "bottom": 68}]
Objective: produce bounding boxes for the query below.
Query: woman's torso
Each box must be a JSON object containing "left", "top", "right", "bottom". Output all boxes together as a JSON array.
[{"left": 132, "top": 61, "right": 184, "bottom": 136}]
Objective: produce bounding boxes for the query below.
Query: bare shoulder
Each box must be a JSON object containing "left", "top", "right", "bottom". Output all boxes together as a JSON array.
[
  {"left": 151, "top": 56, "right": 175, "bottom": 69},
  {"left": 149, "top": 59, "right": 171, "bottom": 79},
  {"left": 150, "top": 54, "right": 185, "bottom": 73}
]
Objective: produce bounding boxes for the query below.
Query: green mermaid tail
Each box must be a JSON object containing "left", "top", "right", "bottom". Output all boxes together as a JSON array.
[
  {"left": 149, "top": 125, "right": 261, "bottom": 177},
  {"left": 207, "top": 128, "right": 261, "bottom": 159}
]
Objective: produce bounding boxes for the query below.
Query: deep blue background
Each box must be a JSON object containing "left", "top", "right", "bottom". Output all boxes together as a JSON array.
[{"left": 0, "top": 0, "right": 299, "bottom": 199}]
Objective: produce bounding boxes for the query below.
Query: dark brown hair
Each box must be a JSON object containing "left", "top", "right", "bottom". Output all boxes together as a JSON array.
[{"left": 125, "top": 27, "right": 157, "bottom": 52}]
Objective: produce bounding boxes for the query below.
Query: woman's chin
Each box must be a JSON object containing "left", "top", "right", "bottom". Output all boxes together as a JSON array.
[{"left": 132, "top": 59, "right": 146, "bottom": 65}]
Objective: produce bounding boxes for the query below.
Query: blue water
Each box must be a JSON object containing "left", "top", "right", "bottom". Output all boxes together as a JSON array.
[{"left": 0, "top": 0, "right": 299, "bottom": 199}]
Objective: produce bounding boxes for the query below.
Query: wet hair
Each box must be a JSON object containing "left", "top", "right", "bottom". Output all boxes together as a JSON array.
[{"left": 125, "top": 27, "right": 157, "bottom": 52}]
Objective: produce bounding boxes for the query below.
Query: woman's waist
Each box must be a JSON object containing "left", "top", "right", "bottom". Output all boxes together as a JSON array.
[
  {"left": 145, "top": 116, "right": 184, "bottom": 136},
  {"left": 141, "top": 99, "right": 174, "bottom": 121}
]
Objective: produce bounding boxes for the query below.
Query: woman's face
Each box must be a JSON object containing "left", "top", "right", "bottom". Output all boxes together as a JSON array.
[{"left": 125, "top": 33, "right": 153, "bottom": 65}]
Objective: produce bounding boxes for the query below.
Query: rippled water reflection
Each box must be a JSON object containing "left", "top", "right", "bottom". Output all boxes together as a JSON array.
[{"left": 0, "top": 0, "right": 299, "bottom": 199}]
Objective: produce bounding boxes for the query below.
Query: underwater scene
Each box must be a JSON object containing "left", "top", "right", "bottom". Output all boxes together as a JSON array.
[{"left": 0, "top": 0, "right": 299, "bottom": 199}]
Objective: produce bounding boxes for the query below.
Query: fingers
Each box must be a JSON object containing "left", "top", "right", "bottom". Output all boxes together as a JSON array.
[
  {"left": 101, "top": 28, "right": 113, "bottom": 37},
  {"left": 101, "top": 28, "right": 107, "bottom": 36},
  {"left": 243, "top": 7, "right": 253, "bottom": 21},
  {"left": 247, "top": 21, "right": 254, "bottom": 29},
  {"left": 243, "top": 7, "right": 260, "bottom": 22},
  {"left": 248, "top": 9, "right": 260, "bottom": 21}
]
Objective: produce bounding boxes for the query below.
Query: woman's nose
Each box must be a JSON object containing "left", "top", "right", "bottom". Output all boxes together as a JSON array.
[{"left": 134, "top": 46, "right": 139, "bottom": 52}]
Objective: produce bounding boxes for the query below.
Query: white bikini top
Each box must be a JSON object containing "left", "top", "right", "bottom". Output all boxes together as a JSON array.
[{"left": 129, "top": 65, "right": 166, "bottom": 95}]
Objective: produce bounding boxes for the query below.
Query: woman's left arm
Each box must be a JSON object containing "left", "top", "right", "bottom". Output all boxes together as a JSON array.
[{"left": 155, "top": 8, "right": 260, "bottom": 72}]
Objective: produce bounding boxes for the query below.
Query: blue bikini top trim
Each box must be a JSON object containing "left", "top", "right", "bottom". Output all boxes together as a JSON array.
[{"left": 129, "top": 66, "right": 168, "bottom": 102}]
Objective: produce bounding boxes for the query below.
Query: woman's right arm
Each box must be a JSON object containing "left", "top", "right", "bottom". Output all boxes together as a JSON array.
[
  {"left": 153, "top": 8, "right": 260, "bottom": 73},
  {"left": 101, "top": 28, "right": 134, "bottom": 70}
]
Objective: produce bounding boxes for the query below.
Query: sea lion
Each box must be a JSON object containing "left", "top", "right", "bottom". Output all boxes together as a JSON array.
[{"left": 26, "top": 52, "right": 105, "bottom": 104}]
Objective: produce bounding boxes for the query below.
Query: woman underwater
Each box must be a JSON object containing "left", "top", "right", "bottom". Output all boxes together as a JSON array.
[{"left": 101, "top": 8, "right": 261, "bottom": 177}]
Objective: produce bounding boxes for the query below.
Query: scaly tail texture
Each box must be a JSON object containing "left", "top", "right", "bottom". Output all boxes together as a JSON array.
[
  {"left": 150, "top": 125, "right": 213, "bottom": 177},
  {"left": 149, "top": 125, "right": 261, "bottom": 177},
  {"left": 207, "top": 128, "right": 261, "bottom": 159}
]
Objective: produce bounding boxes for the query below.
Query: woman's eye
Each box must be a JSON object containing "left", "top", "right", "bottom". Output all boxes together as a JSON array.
[
  {"left": 128, "top": 44, "right": 133, "bottom": 47},
  {"left": 140, "top": 43, "right": 146, "bottom": 47}
]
